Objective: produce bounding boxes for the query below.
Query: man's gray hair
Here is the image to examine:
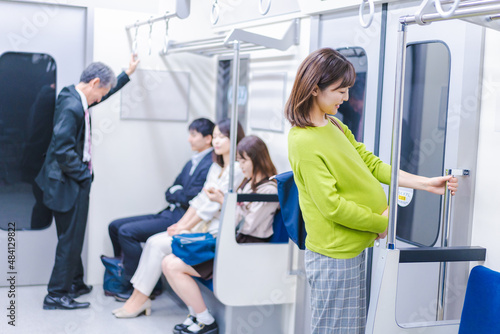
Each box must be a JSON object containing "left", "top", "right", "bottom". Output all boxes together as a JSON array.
[{"left": 79, "top": 62, "right": 117, "bottom": 88}]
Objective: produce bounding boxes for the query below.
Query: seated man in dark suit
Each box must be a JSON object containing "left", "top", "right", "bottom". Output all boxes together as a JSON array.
[
  {"left": 36, "top": 55, "right": 140, "bottom": 310},
  {"left": 105, "top": 118, "right": 215, "bottom": 297}
]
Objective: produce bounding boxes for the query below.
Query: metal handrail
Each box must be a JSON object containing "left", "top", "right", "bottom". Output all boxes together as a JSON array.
[
  {"left": 405, "top": 2, "right": 500, "bottom": 25},
  {"left": 386, "top": 22, "right": 407, "bottom": 249},
  {"left": 436, "top": 169, "right": 470, "bottom": 320},
  {"left": 436, "top": 171, "right": 453, "bottom": 320},
  {"left": 228, "top": 41, "right": 240, "bottom": 193},
  {"left": 205, "top": 45, "right": 267, "bottom": 56},
  {"left": 125, "top": 0, "right": 190, "bottom": 30},
  {"left": 126, "top": 12, "right": 177, "bottom": 30}
]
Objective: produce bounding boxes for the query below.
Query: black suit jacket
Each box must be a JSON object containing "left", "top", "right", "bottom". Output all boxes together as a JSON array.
[
  {"left": 164, "top": 150, "right": 213, "bottom": 210},
  {"left": 35, "top": 72, "right": 130, "bottom": 212}
]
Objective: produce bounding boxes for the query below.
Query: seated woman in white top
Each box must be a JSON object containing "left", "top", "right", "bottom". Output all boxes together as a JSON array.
[
  {"left": 161, "top": 135, "right": 280, "bottom": 334},
  {"left": 113, "top": 119, "right": 245, "bottom": 318}
]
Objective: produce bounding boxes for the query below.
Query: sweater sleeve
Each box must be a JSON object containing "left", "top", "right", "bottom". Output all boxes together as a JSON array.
[
  {"left": 296, "top": 159, "right": 387, "bottom": 233},
  {"left": 341, "top": 122, "right": 391, "bottom": 185}
]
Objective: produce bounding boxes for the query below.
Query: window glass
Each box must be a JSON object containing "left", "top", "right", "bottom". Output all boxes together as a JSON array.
[
  {"left": 0, "top": 52, "right": 56, "bottom": 230},
  {"left": 397, "top": 42, "right": 451, "bottom": 246},
  {"left": 337, "top": 47, "right": 367, "bottom": 142},
  {"left": 216, "top": 58, "right": 249, "bottom": 127}
]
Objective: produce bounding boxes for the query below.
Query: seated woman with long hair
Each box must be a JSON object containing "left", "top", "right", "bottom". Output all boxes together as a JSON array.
[
  {"left": 161, "top": 135, "right": 279, "bottom": 334},
  {"left": 113, "top": 119, "right": 245, "bottom": 318}
]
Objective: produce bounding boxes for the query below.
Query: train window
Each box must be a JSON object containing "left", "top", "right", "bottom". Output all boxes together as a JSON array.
[
  {"left": 215, "top": 57, "right": 249, "bottom": 127},
  {"left": 0, "top": 52, "right": 57, "bottom": 231},
  {"left": 396, "top": 41, "right": 451, "bottom": 247},
  {"left": 337, "top": 47, "right": 367, "bottom": 142}
]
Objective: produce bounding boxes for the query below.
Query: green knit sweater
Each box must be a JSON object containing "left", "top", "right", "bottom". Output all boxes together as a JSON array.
[{"left": 288, "top": 118, "right": 391, "bottom": 259}]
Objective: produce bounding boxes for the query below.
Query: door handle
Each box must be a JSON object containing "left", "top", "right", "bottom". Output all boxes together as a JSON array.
[{"left": 441, "top": 169, "right": 469, "bottom": 247}]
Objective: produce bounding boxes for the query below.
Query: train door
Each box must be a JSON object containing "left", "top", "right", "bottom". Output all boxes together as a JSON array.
[
  {"left": 375, "top": 1, "right": 483, "bottom": 323},
  {"left": 0, "top": 1, "right": 88, "bottom": 286}
]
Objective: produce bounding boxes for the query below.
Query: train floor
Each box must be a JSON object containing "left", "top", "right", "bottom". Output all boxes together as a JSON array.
[{"left": 0, "top": 284, "right": 188, "bottom": 334}]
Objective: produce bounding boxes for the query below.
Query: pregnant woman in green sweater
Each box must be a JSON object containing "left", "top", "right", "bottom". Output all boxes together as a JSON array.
[{"left": 285, "top": 47, "right": 458, "bottom": 334}]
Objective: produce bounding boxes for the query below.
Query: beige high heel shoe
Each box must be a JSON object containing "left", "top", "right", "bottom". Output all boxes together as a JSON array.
[
  {"left": 114, "top": 299, "right": 152, "bottom": 318},
  {"left": 112, "top": 307, "right": 123, "bottom": 315}
]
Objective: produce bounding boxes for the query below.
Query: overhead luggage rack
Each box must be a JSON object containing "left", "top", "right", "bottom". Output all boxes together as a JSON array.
[{"left": 163, "top": 18, "right": 300, "bottom": 57}]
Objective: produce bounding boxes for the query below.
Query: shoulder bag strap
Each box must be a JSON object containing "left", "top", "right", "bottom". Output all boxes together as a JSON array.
[{"left": 326, "top": 115, "right": 345, "bottom": 134}]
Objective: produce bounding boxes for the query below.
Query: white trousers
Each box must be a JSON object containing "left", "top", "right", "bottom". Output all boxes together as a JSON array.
[{"left": 130, "top": 231, "right": 172, "bottom": 296}]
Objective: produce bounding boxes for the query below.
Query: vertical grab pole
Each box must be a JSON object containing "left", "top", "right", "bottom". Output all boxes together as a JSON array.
[
  {"left": 228, "top": 40, "right": 240, "bottom": 193},
  {"left": 436, "top": 168, "right": 469, "bottom": 320},
  {"left": 436, "top": 169, "right": 452, "bottom": 320},
  {"left": 387, "top": 21, "right": 408, "bottom": 249}
]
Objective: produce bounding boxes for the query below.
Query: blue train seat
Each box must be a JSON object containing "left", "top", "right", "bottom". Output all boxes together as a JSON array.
[
  {"left": 268, "top": 210, "right": 289, "bottom": 244},
  {"left": 459, "top": 265, "right": 500, "bottom": 333}
]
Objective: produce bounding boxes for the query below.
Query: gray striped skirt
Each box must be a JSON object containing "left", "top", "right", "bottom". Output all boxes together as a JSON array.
[{"left": 305, "top": 249, "right": 366, "bottom": 334}]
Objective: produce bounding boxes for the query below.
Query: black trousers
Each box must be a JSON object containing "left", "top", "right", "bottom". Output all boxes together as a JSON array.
[
  {"left": 108, "top": 207, "right": 184, "bottom": 281},
  {"left": 47, "top": 183, "right": 90, "bottom": 297},
  {"left": 31, "top": 182, "right": 54, "bottom": 230}
]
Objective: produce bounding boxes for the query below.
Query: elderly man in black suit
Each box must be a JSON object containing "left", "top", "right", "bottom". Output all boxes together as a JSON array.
[{"left": 36, "top": 55, "right": 139, "bottom": 310}]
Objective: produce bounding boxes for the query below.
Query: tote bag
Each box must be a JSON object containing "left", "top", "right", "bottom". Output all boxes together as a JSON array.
[{"left": 172, "top": 233, "right": 216, "bottom": 266}]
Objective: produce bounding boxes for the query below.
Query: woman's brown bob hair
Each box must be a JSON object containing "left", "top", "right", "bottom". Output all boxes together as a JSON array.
[
  {"left": 237, "top": 135, "right": 277, "bottom": 192},
  {"left": 212, "top": 119, "right": 246, "bottom": 167},
  {"left": 284, "top": 48, "right": 356, "bottom": 128}
]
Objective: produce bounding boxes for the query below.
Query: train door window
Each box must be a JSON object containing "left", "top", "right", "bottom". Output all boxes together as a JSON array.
[
  {"left": 397, "top": 41, "right": 451, "bottom": 246},
  {"left": 0, "top": 52, "right": 57, "bottom": 231},
  {"left": 215, "top": 57, "right": 249, "bottom": 127},
  {"left": 336, "top": 47, "right": 367, "bottom": 142}
]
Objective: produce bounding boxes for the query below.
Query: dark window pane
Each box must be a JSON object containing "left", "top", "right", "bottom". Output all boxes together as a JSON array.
[
  {"left": 216, "top": 58, "right": 249, "bottom": 127},
  {"left": 396, "top": 42, "right": 450, "bottom": 246},
  {"left": 0, "top": 52, "right": 57, "bottom": 230},
  {"left": 337, "top": 47, "right": 367, "bottom": 142}
]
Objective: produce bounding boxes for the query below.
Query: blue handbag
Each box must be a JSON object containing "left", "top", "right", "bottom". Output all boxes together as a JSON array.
[
  {"left": 275, "top": 171, "right": 307, "bottom": 250},
  {"left": 172, "top": 233, "right": 217, "bottom": 266},
  {"left": 100, "top": 255, "right": 124, "bottom": 295}
]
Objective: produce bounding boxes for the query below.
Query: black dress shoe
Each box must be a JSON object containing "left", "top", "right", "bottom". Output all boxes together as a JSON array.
[
  {"left": 181, "top": 320, "right": 218, "bottom": 334},
  {"left": 173, "top": 315, "right": 196, "bottom": 334},
  {"left": 68, "top": 283, "right": 93, "bottom": 298},
  {"left": 43, "top": 295, "right": 90, "bottom": 310}
]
